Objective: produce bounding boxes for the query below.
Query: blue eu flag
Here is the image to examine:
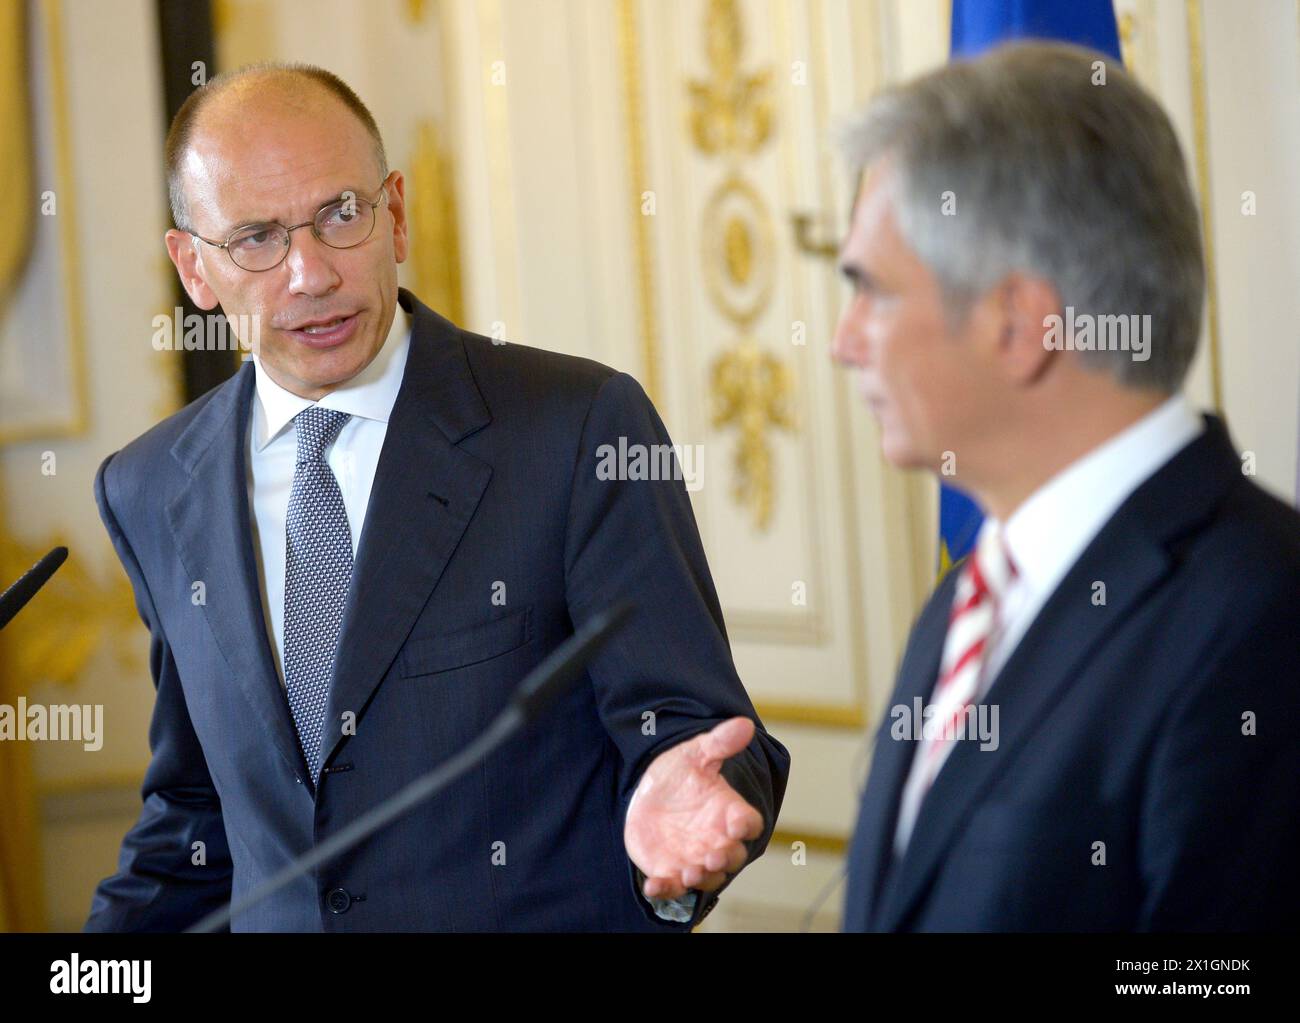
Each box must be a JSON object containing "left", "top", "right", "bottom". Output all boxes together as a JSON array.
[{"left": 950, "top": 0, "right": 1122, "bottom": 62}]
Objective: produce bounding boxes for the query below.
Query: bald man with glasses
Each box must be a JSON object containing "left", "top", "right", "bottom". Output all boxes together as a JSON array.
[{"left": 85, "top": 62, "right": 788, "bottom": 933}]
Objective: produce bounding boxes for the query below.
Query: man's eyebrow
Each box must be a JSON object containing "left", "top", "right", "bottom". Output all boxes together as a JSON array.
[{"left": 231, "top": 187, "right": 364, "bottom": 228}]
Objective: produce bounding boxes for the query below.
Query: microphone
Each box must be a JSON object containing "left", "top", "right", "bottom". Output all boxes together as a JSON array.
[
  {"left": 0, "top": 546, "right": 68, "bottom": 630},
  {"left": 187, "top": 600, "right": 635, "bottom": 933}
]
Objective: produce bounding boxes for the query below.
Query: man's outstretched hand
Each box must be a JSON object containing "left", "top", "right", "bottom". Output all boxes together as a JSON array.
[{"left": 624, "top": 716, "right": 765, "bottom": 902}]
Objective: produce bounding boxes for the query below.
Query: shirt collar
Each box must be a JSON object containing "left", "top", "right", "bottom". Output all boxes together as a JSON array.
[
  {"left": 251, "top": 304, "right": 411, "bottom": 451},
  {"left": 989, "top": 393, "right": 1203, "bottom": 598}
]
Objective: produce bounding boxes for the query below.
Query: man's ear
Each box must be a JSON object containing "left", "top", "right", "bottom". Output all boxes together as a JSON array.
[
  {"left": 384, "top": 170, "right": 409, "bottom": 265},
  {"left": 164, "top": 229, "right": 220, "bottom": 310},
  {"left": 996, "top": 271, "right": 1061, "bottom": 385}
]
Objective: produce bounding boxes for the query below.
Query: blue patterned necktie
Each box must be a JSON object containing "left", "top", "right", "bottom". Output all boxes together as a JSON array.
[{"left": 283, "top": 406, "right": 353, "bottom": 784}]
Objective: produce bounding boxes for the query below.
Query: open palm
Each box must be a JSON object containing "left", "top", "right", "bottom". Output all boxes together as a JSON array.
[{"left": 624, "top": 716, "right": 765, "bottom": 901}]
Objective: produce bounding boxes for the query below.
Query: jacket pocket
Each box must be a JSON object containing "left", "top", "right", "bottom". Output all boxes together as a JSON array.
[{"left": 398, "top": 606, "right": 532, "bottom": 678}]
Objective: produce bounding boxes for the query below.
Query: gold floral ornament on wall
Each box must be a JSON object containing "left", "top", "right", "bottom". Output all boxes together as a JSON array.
[
  {"left": 687, "top": 0, "right": 794, "bottom": 531},
  {"left": 0, "top": 537, "right": 142, "bottom": 689},
  {"left": 687, "top": 0, "right": 773, "bottom": 157},
  {"left": 711, "top": 344, "right": 794, "bottom": 529}
]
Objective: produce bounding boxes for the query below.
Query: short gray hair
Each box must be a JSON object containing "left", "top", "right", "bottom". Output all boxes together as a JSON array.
[{"left": 839, "top": 41, "right": 1204, "bottom": 391}]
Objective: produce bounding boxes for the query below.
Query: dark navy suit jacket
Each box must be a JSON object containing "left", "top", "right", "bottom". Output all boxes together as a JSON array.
[
  {"left": 845, "top": 414, "right": 1300, "bottom": 931},
  {"left": 85, "top": 288, "right": 789, "bottom": 932}
]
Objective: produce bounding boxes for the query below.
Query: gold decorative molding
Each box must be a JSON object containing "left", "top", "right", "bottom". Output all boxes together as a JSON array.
[
  {"left": 211, "top": 0, "right": 230, "bottom": 37},
  {"left": 702, "top": 173, "right": 776, "bottom": 330},
  {"left": 409, "top": 118, "right": 465, "bottom": 326},
  {"left": 688, "top": 0, "right": 793, "bottom": 533},
  {"left": 1118, "top": 10, "right": 1137, "bottom": 67},
  {"left": 791, "top": 210, "right": 839, "bottom": 260},
  {"left": 403, "top": 0, "right": 429, "bottom": 26},
  {"left": 0, "top": 0, "right": 90, "bottom": 444},
  {"left": 212, "top": 0, "right": 275, "bottom": 66},
  {"left": 686, "top": 0, "right": 773, "bottom": 158},
  {"left": 1115, "top": 2, "right": 1220, "bottom": 414},
  {"left": 1185, "top": 0, "right": 1225, "bottom": 415},
  {"left": 710, "top": 341, "right": 794, "bottom": 531},
  {"left": 725, "top": 0, "right": 885, "bottom": 722},
  {"left": 152, "top": 253, "right": 190, "bottom": 416},
  {"left": 36, "top": 769, "right": 145, "bottom": 798},
  {"left": 718, "top": 0, "right": 829, "bottom": 648},
  {"left": 616, "top": 0, "right": 662, "bottom": 406},
  {"left": 728, "top": 606, "right": 824, "bottom": 645},
  {"left": 755, "top": 698, "right": 865, "bottom": 730},
  {"left": 0, "top": 0, "right": 32, "bottom": 321},
  {"left": 0, "top": 535, "right": 141, "bottom": 689},
  {"left": 1113, "top": 2, "right": 1160, "bottom": 91},
  {"left": 479, "top": 0, "right": 523, "bottom": 344},
  {"left": 809, "top": 0, "right": 878, "bottom": 728},
  {"left": 771, "top": 827, "right": 849, "bottom": 856}
]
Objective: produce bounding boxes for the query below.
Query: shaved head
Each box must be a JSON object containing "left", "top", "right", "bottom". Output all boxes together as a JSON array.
[{"left": 166, "top": 63, "right": 387, "bottom": 231}]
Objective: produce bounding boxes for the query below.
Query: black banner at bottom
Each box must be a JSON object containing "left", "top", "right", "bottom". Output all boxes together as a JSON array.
[{"left": 0, "top": 932, "right": 1288, "bottom": 1011}]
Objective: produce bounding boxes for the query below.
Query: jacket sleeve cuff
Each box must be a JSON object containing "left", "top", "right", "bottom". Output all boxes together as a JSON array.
[{"left": 630, "top": 865, "right": 698, "bottom": 923}]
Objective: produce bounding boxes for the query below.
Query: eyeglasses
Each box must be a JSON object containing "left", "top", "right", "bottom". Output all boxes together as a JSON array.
[{"left": 188, "top": 184, "right": 389, "bottom": 272}]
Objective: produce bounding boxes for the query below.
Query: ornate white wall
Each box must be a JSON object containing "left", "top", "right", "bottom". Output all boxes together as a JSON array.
[{"left": 3, "top": 0, "right": 1296, "bottom": 931}]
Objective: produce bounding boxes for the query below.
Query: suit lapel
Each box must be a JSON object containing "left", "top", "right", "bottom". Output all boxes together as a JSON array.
[
  {"left": 873, "top": 534, "right": 1170, "bottom": 930},
  {"left": 166, "top": 363, "right": 309, "bottom": 785},
  {"left": 872, "top": 415, "right": 1240, "bottom": 931},
  {"left": 318, "top": 289, "right": 492, "bottom": 772},
  {"left": 853, "top": 575, "right": 953, "bottom": 930}
]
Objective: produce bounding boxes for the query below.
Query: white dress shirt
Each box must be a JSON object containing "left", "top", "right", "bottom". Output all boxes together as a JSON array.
[
  {"left": 246, "top": 306, "right": 411, "bottom": 687},
  {"left": 891, "top": 393, "right": 1204, "bottom": 856}
]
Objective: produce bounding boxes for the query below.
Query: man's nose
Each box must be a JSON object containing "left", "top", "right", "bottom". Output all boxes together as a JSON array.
[
  {"left": 831, "top": 298, "right": 870, "bottom": 367},
  {"left": 285, "top": 229, "right": 342, "bottom": 296}
]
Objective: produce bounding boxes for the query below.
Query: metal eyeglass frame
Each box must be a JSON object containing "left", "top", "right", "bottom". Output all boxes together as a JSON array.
[{"left": 186, "top": 183, "right": 389, "bottom": 272}]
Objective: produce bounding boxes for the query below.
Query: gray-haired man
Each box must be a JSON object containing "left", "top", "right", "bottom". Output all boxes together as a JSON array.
[{"left": 834, "top": 42, "right": 1299, "bottom": 931}]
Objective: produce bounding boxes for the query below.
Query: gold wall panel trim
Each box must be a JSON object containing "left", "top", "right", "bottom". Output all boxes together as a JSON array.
[
  {"left": 812, "top": 0, "right": 873, "bottom": 726},
  {"left": 732, "top": 0, "right": 881, "bottom": 722},
  {"left": 710, "top": 0, "right": 831, "bottom": 650},
  {"left": 771, "top": 826, "right": 849, "bottom": 855},
  {"left": 36, "top": 770, "right": 144, "bottom": 798},
  {"left": 727, "top": 607, "right": 824, "bottom": 645},
  {"left": 1118, "top": 9, "right": 1137, "bottom": 67},
  {"left": 0, "top": 0, "right": 90, "bottom": 444},
  {"left": 690, "top": 0, "right": 792, "bottom": 533},
  {"left": 0, "top": 0, "right": 33, "bottom": 320},
  {"left": 616, "top": 0, "right": 662, "bottom": 406},
  {"left": 480, "top": 0, "right": 522, "bottom": 339},
  {"left": 1185, "top": 0, "right": 1224, "bottom": 415},
  {"left": 410, "top": 118, "right": 465, "bottom": 327},
  {"left": 755, "top": 698, "right": 865, "bottom": 729}
]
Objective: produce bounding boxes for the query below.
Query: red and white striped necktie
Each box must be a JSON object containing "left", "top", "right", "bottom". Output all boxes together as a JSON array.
[{"left": 916, "top": 524, "right": 1018, "bottom": 796}]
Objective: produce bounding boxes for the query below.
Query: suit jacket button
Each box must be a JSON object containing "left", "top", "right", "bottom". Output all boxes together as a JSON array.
[{"left": 325, "top": 888, "right": 352, "bottom": 914}]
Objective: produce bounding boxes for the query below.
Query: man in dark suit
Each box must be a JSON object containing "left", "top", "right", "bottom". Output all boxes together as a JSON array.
[
  {"left": 832, "top": 42, "right": 1299, "bottom": 931},
  {"left": 85, "top": 63, "right": 788, "bottom": 932}
]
